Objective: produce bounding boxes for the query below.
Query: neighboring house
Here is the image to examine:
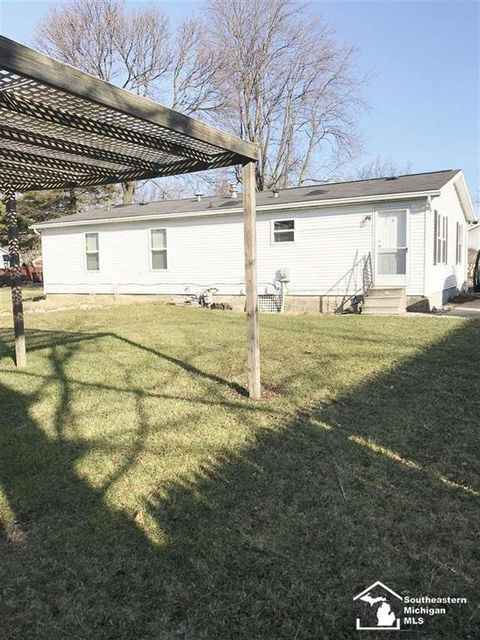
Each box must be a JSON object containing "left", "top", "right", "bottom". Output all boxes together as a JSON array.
[
  {"left": 468, "top": 224, "right": 480, "bottom": 251},
  {"left": 32, "top": 170, "right": 476, "bottom": 312},
  {"left": 0, "top": 247, "right": 9, "bottom": 270}
]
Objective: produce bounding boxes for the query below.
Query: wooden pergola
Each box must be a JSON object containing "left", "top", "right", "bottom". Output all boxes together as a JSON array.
[{"left": 0, "top": 36, "right": 261, "bottom": 399}]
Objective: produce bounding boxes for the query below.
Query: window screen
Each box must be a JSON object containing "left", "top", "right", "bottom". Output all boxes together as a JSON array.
[
  {"left": 273, "top": 220, "right": 294, "bottom": 243},
  {"left": 151, "top": 229, "right": 167, "bottom": 270}
]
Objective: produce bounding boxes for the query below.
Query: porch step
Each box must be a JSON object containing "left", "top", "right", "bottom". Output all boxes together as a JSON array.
[
  {"left": 363, "top": 296, "right": 403, "bottom": 308},
  {"left": 363, "top": 308, "right": 407, "bottom": 315},
  {"left": 366, "top": 287, "right": 406, "bottom": 298},
  {"left": 363, "top": 287, "right": 406, "bottom": 315}
]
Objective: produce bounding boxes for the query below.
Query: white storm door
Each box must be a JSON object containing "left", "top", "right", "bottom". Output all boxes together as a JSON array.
[{"left": 375, "top": 209, "right": 408, "bottom": 286}]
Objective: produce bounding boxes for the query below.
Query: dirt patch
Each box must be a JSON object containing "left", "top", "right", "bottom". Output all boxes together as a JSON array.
[
  {"left": 261, "top": 384, "right": 288, "bottom": 399},
  {"left": 0, "top": 293, "right": 165, "bottom": 316}
]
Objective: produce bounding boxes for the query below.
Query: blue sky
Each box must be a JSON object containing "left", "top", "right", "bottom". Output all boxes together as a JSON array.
[{"left": 0, "top": 0, "right": 478, "bottom": 203}]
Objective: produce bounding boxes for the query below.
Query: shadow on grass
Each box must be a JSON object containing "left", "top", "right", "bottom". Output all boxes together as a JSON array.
[
  {"left": 0, "top": 322, "right": 479, "bottom": 639},
  {"left": 0, "top": 328, "right": 248, "bottom": 396}
]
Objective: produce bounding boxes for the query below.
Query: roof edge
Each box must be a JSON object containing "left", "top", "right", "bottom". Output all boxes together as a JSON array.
[
  {"left": 443, "top": 171, "right": 477, "bottom": 223},
  {"left": 32, "top": 190, "right": 439, "bottom": 230}
]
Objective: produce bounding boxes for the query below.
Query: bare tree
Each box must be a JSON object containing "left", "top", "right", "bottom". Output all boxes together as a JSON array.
[
  {"left": 36, "top": 0, "right": 171, "bottom": 94},
  {"left": 35, "top": 0, "right": 121, "bottom": 78},
  {"left": 349, "top": 156, "right": 413, "bottom": 180},
  {"left": 35, "top": 0, "right": 367, "bottom": 199},
  {"left": 35, "top": 0, "right": 171, "bottom": 205},
  {"left": 171, "top": 19, "right": 224, "bottom": 116},
  {"left": 205, "top": 0, "right": 365, "bottom": 190},
  {"left": 136, "top": 179, "right": 188, "bottom": 203}
]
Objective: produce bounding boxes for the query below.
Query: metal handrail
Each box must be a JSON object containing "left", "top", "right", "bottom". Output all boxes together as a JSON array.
[{"left": 363, "top": 252, "right": 373, "bottom": 296}]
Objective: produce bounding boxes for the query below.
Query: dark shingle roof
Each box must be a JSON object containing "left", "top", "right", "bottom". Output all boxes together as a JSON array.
[{"left": 36, "top": 169, "right": 460, "bottom": 227}]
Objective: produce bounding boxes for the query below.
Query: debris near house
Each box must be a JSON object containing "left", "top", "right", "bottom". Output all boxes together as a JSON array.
[
  {"left": 2, "top": 520, "right": 26, "bottom": 544},
  {"left": 210, "top": 302, "right": 233, "bottom": 310},
  {"left": 449, "top": 292, "right": 480, "bottom": 304}
]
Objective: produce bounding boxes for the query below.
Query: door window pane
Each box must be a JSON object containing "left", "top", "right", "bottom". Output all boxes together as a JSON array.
[
  {"left": 378, "top": 249, "right": 407, "bottom": 275},
  {"left": 377, "top": 211, "right": 406, "bottom": 249}
]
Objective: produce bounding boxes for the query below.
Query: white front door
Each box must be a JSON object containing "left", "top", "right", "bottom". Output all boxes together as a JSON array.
[{"left": 375, "top": 209, "right": 408, "bottom": 286}]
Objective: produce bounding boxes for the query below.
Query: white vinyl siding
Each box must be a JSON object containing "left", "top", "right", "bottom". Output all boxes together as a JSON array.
[
  {"left": 85, "top": 232, "right": 99, "bottom": 271},
  {"left": 41, "top": 205, "right": 375, "bottom": 296},
  {"left": 40, "top": 190, "right": 466, "bottom": 306},
  {"left": 425, "top": 180, "right": 468, "bottom": 306},
  {"left": 150, "top": 229, "right": 167, "bottom": 270},
  {"left": 407, "top": 202, "right": 426, "bottom": 296}
]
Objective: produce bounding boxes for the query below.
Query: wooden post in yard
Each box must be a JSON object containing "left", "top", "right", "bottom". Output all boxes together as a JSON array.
[
  {"left": 242, "top": 161, "right": 261, "bottom": 399},
  {"left": 5, "top": 188, "right": 26, "bottom": 367}
]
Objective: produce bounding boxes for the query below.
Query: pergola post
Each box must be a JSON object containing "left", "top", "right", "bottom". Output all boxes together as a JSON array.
[
  {"left": 0, "top": 35, "right": 260, "bottom": 390},
  {"left": 4, "top": 188, "right": 26, "bottom": 367},
  {"left": 243, "top": 161, "right": 261, "bottom": 399}
]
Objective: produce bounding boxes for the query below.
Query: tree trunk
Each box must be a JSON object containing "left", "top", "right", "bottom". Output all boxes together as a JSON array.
[
  {"left": 122, "top": 181, "right": 137, "bottom": 205},
  {"left": 69, "top": 187, "right": 77, "bottom": 214},
  {"left": 255, "top": 164, "right": 264, "bottom": 192}
]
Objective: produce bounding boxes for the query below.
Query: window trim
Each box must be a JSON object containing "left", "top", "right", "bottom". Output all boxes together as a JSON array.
[
  {"left": 456, "top": 222, "right": 463, "bottom": 264},
  {"left": 271, "top": 218, "right": 295, "bottom": 245},
  {"left": 84, "top": 232, "right": 100, "bottom": 272},
  {"left": 434, "top": 211, "right": 448, "bottom": 265},
  {"left": 149, "top": 228, "right": 168, "bottom": 270}
]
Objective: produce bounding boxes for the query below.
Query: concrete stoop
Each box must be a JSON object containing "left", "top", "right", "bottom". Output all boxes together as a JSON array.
[{"left": 363, "top": 287, "right": 406, "bottom": 315}]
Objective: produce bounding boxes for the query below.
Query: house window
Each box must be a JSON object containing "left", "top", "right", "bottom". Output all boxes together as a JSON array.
[
  {"left": 434, "top": 211, "right": 447, "bottom": 265},
  {"left": 2, "top": 254, "right": 9, "bottom": 269},
  {"left": 150, "top": 229, "right": 167, "bottom": 269},
  {"left": 273, "top": 219, "right": 295, "bottom": 243},
  {"left": 456, "top": 222, "right": 463, "bottom": 264},
  {"left": 85, "top": 233, "right": 99, "bottom": 271}
]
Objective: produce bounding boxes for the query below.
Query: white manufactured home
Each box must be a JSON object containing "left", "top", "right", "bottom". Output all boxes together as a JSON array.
[{"left": 33, "top": 170, "right": 476, "bottom": 313}]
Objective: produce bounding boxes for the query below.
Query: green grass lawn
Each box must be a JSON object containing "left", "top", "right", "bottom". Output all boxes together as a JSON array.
[
  {"left": 0, "top": 284, "right": 44, "bottom": 312},
  {"left": 0, "top": 304, "right": 479, "bottom": 639}
]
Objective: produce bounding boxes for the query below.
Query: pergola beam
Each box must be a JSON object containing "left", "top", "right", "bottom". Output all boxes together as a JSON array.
[
  {"left": 0, "top": 152, "right": 241, "bottom": 193},
  {"left": 1, "top": 147, "right": 117, "bottom": 177},
  {"left": 0, "top": 124, "right": 165, "bottom": 172},
  {"left": 0, "top": 162, "right": 86, "bottom": 183},
  {"left": 0, "top": 35, "right": 261, "bottom": 398},
  {"left": 0, "top": 92, "right": 214, "bottom": 164},
  {"left": 0, "top": 35, "right": 258, "bottom": 161}
]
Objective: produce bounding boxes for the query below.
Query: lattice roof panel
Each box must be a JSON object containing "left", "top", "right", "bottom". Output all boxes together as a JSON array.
[{"left": 0, "top": 37, "right": 258, "bottom": 192}]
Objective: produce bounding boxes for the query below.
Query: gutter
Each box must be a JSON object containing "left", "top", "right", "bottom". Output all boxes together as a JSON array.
[{"left": 31, "top": 190, "right": 439, "bottom": 231}]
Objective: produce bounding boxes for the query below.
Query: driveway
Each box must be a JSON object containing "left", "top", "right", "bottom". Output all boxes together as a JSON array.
[{"left": 445, "top": 297, "right": 480, "bottom": 319}]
